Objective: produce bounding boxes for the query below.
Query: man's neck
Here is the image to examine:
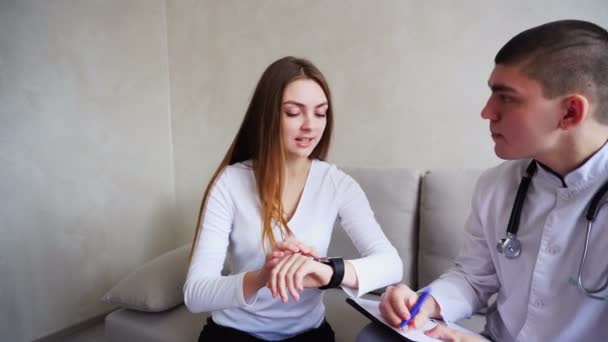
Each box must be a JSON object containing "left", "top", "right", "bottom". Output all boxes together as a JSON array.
[{"left": 536, "top": 130, "right": 608, "bottom": 177}]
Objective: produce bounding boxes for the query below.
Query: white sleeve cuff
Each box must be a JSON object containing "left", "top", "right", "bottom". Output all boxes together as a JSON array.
[
  {"left": 236, "top": 272, "right": 259, "bottom": 307},
  {"left": 342, "top": 253, "right": 402, "bottom": 298},
  {"left": 428, "top": 280, "right": 476, "bottom": 323}
]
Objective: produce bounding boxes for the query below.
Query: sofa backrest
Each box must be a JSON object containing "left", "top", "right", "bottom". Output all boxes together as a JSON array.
[
  {"left": 329, "top": 167, "right": 420, "bottom": 288},
  {"left": 417, "top": 170, "right": 482, "bottom": 288},
  {"left": 329, "top": 167, "right": 484, "bottom": 291}
]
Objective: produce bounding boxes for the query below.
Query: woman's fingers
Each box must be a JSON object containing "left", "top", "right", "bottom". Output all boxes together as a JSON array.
[
  {"left": 294, "top": 242, "right": 320, "bottom": 258},
  {"left": 293, "top": 258, "right": 310, "bottom": 291},
  {"left": 274, "top": 254, "right": 299, "bottom": 303},
  {"left": 274, "top": 240, "right": 301, "bottom": 254},
  {"left": 273, "top": 239, "right": 319, "bottom": 258},
  {"left": 285, "top": 255, "right": 308, "bottom": 300},
  {"left": 269, "top": 255, "right": 290, "bottom": 298},
  {"left": 270, "top": 250, "right": 286, "bottom": 259},
  {"left": 265, "top": 239, "right": 326, "bottom": 303},
  {"left": 268, "top": 253, "right": 320, "bottom": 302}
]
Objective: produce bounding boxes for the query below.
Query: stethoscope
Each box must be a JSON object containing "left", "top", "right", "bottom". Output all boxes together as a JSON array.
[{"left": 496, "top": 161, "right": 608, "bottom": 300}]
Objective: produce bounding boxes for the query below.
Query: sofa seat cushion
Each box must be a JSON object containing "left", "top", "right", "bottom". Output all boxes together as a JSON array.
[
  {"left": 106, "top": 292, "right": 373, "bottom": 342},
  {"left": 105, "top": 305, "right": 207, "bottom": 342}
]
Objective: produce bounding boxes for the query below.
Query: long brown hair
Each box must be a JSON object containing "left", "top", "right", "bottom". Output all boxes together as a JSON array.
[{"left": 190, "top": 56, "right": 334, "bottom": 258}]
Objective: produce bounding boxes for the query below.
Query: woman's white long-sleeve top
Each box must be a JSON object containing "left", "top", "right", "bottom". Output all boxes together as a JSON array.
[{"left": 184, "top": 159, "right": 402, "bottom": 340}]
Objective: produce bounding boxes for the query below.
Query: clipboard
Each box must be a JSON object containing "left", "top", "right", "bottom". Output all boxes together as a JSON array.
[
  {"left": 346, "top": 297, "right": 411, "bottom": 341},
  {"left": 346, "top": 297, "right": 481, "bottom": 342}
]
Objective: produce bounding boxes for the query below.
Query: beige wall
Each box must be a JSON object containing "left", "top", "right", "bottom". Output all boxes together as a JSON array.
[
  {"left": 0, "top": 1, "right": 175, "bottom": 341},
  {"left": 2, "top": 0, "right": 608, "bottom": 340},
  {"left": 167, "top": 0, "right": 608, "bottom": 243}
]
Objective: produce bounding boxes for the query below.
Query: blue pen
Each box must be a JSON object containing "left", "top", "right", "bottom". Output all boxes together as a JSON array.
[{"left": 400, "top": 289, "right": 431, "bottom": 329}]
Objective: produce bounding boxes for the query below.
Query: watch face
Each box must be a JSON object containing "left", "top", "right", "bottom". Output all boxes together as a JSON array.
[{"left": 314, "top": 257, "right": 343, "bottom": 267}]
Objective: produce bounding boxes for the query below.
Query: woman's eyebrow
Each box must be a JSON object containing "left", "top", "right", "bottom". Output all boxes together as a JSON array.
[{"left": 282, "top": 100, "right": 328, "bottom": 108}]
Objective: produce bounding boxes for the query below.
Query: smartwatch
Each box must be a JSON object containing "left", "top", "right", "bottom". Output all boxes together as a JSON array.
[{"left": 316, "top": 257, "right": 345, "bottom": 290}]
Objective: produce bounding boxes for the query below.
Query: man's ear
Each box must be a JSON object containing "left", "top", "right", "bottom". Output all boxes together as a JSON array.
[{"left": 559, "top": 94, "right": 589, "bottom": 129}]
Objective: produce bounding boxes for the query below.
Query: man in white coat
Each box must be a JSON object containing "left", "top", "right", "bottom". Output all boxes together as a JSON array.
[{"left": 379, "top": 19, "right": 608, "bottom": 342}]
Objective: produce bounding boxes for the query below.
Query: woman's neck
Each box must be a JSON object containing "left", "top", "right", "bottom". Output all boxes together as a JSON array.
[{"left": 284, "top": 157, "right": 312, "bottom": 179}]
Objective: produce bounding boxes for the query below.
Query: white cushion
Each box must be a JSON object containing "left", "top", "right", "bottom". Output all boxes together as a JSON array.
[{"left": 102, "top": 244, "right": 190, "bottom": 312}]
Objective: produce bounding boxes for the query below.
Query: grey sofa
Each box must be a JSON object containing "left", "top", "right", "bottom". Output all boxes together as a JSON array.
[{"left": 103, "top": 167, "right": 486, "bottom": 342}]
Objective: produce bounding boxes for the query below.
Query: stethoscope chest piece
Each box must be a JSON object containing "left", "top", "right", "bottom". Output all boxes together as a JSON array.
[
  {"left": 497, "top": 233, "right": 522, "bottom": 259},
  {"left": 498, "top": 160, "right": 608, "bottom": 300}
]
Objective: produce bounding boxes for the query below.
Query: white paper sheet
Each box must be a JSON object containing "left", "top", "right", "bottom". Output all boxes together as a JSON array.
[{"left": 350, "top": 297, "right": 480, "bottom": 342}]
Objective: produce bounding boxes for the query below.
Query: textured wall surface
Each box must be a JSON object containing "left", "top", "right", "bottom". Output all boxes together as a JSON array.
[
  {"left": 167, "top": 0, "right": 608, "bottom": 242},
  {"left": 0, "top": 1, "right": 175, "bottom": 340},
  {"left": 2, "top": 0, "right": 608, "bottom": 340}
]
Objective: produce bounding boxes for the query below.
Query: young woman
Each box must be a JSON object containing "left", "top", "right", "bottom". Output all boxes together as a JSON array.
[{"left": 184, "top": 56, "right": 402, "bottom": 341}]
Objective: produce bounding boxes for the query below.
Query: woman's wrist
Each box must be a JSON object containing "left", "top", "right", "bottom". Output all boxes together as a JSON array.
[
  {"left": 341, "top": 260, "right": 358, "bottom": 288},
  {"left": 243, "top": 270, "right": 265, "bottom": 300},
  {"left": 315, "top": 259, "right": 358, "bottom": 289},
  {"left": 317, "top": 262, "right": 333, "bottom": 286}
]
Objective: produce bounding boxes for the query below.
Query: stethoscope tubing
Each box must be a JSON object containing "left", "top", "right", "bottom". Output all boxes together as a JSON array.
[
  {"left": 577, "top": 202, "right": 608, "bottom": 299},
  {"left": 501, "top": 161, "right": 608, "bottom": 300}
]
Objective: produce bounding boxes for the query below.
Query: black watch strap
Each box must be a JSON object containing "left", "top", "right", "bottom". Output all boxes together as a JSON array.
[{"left": 317, "top": 257, "right": 345, "bottom": 290}]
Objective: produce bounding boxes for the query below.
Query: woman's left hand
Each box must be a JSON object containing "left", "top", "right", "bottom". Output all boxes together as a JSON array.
[{"left": 268, "top": 253, "right": 332, "bottom": 303}]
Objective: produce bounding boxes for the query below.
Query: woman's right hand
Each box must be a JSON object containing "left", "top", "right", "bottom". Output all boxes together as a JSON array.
[
  {"left": 267, "top": 253, "right": 334, "bottom": 302},
  {"left": 244, "top": 239, "right": 320, "bottom": 300},
  {"left": 271, "top": 239, "right": 321, "bottom": 259},
  {"left": 259, "top": 239, "right": 320, "bottom": 284}
]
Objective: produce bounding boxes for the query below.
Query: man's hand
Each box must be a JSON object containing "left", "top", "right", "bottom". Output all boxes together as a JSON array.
[
  {"left": 425, "top": 324, "right": 489, "bottom": 342},
  {"left": 379, "top": 284, "right": 441, "bottom": 330}
]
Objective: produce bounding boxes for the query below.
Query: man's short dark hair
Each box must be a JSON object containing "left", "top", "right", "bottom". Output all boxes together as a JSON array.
[{"left": 495, "top": 20, "right": 608, "bottom": 124}]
